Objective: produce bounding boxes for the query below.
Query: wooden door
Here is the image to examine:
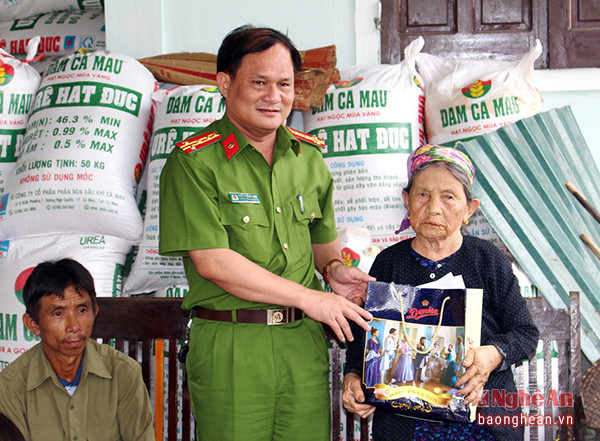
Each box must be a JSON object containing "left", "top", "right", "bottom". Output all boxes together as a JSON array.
[
  {"left": 549, "top": 0, "right": 600, "bottom": 68},
  {"left": 381, "top": 0, "right": 548, "bottom": 67}
]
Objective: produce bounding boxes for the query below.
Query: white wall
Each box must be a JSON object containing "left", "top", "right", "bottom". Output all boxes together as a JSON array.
[
  {"left": 105, "top": 0, "right": 600, "bottom": 170},
  {"left": 534, "top": 70, "right": 600, "bottom": 168},
  {"left": 105, "top": 0, "right": 376, "bottom": 66}
]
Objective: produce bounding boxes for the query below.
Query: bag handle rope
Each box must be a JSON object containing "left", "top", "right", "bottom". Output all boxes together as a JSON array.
[{"left": 390, "top": 282, "right": 450, "bottom": 355}]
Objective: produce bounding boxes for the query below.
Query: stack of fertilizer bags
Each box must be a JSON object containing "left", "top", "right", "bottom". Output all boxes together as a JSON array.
[{"left": 0, "top": 1, "right": 161, "bottom": 368}]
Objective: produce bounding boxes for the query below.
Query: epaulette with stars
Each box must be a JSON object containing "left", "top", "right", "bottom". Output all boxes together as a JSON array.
[
  {"left": 286, "top": 126, "right": 326, "bottom": 149},
  {"left": 176, "top": 131, "right": 221, "bottom": 154}
]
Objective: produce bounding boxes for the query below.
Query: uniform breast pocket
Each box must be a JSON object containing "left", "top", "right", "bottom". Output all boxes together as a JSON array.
[
  {"left": 291, "top": 195, "right": 323, "bottom": 252},
  {"left": 220, "top": 203, "right": 271, "bottom": 265}
]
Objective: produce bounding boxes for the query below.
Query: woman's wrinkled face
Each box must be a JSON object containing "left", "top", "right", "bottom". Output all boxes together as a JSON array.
[{"left": 403, "top": 165, "right": 478, "bottom": 243}]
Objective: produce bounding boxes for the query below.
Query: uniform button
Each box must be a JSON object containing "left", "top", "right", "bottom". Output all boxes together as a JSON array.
[
  {"left": 310, "top": 212, "right": 316, "bottom": 220},
  {"left": 70, "top": 405, "right": 74, "bottom": 410},
  {"left": 283, "top": 243, "right": 289, "bottom": 249},
  {"left": 73, "top": 437, "right": 78, "bottom": 441},
  {"left": 430, "top": 273, "right": 436, "bottom": 279},
  {"left": 276, "top": 207, "right": 282, "bottom": 213},
  {"left": 242, "top": 216, "right": 250, "bottom": 224}
]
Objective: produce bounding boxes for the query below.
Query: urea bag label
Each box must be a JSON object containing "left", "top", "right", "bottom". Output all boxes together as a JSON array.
[
  {"left": 302, "top": 37, "right": 425, "bottom": 247},
  {"left": 0, "top": 51, "right": 158, "bottom": 243}
]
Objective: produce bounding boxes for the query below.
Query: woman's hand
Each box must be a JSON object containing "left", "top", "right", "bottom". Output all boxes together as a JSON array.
[
  {"left": 455, "top": 345, "right": 504, "bottom": 404},
  {"left": 342, "top": 373, "right": 376, "bottom": 419}
]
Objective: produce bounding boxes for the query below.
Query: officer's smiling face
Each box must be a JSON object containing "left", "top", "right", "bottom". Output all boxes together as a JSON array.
[{"left": 217, "top": 43, "right": 295, "bottom": 143}]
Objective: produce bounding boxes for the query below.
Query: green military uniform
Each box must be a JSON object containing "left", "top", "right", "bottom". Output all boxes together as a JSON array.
[{"left": 159, "top": 114, "right": 337, "bottom": 441}]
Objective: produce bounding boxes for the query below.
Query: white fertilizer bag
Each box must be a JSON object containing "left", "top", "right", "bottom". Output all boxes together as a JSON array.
[
  {"left": 123, "top": 85, "right": 225, "bottom": 295},
  {"left": 0, "top": 0, "right": 103, "bottom": 21},
  {"left": 338, "top": 227, "right": 382, "bottom": 274},
  {"left": 0, "top": 41, "right": 41, "bottom": 195},
  {"left": 417, "top": 40, "right": 542, "bottom": 145},
  {"left": 0, "top": 232, "right": 130, "bottom": 370},
  {"left": 0, "top": 9, "right": 105, "bottom": 57},
  {"left": 303, "top": 37, "right": 425, "bottom": 247},
  {"left": 0, "top": 50, "right": 158, "bottom": 243}
]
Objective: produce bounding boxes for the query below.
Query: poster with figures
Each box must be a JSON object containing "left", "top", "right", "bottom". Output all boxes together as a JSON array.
[{"left": 361, "top": 281, "right": 482, "bottom": 424}]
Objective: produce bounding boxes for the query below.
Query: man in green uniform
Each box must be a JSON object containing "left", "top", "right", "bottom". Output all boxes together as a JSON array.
[{"left": 159, "top": 25, "right": 373, "bottom": 441}]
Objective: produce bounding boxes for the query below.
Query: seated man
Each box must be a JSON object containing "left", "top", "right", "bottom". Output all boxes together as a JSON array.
[{"left": 0, "top": 258, "right": 154, "bottom": 441}]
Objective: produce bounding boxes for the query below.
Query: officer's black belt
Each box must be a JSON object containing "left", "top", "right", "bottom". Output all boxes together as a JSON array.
[{"left": 192, "top": 307, "right": 304, "bottom": 325}]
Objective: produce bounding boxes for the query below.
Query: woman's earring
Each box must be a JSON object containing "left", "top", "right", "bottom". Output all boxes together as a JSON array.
[{"left": 463, "top": 219, "right": 469, "bottom": 226}]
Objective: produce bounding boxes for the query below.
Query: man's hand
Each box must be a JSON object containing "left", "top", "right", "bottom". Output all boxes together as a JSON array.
[
  {"left": 189, "top": 247, "right": 373, "bottom": 342},
  {"left": 342, "top": 373, "right": 376, "bottom": 419},
  {"left": 455, "top": 345, "right": 504, "bottom": 404},
  {"left": 299, "top": 289, "right": 372, "bottom": 342},
  {"left": 327, "top": 261, "right": 375, "bottom": 305}
]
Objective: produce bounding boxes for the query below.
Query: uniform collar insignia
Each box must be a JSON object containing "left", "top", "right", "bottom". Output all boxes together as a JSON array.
[
  {"left": 177, "top": 131, "right": 221, "bottom": 155},
  {"left": 223, "top": 132, "right": 240, "bottom": 160}
]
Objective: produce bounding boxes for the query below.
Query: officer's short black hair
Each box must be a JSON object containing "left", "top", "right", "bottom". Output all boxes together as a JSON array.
[
  {"left": 217, "top": 24, "right": 302, "bottom": 77},
  {"left": 23, "top": 258, "right": 97, "bottom": 322}
]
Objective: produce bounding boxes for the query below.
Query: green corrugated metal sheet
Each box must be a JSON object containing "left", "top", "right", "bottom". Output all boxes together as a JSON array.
[{"left": 457, "top": 106, "right": 600, "bottom": 362}]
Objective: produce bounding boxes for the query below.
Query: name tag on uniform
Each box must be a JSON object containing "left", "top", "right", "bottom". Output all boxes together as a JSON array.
[{"left": 229, "top": 192, "right": 261, "bottom": 204}]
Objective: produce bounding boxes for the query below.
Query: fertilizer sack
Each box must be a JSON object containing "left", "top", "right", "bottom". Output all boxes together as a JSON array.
[
  {"left": 417, "top": 40, "right": 542, "bottom": 146},
  {"left": 303, "top": 37, "right": 426, "bottom": 248},
  {"left": 0, "top": 50, "right": 158, "bottom": 243},
  {"left": 123, "top": 85, "right": 225, "bottom": 295}
]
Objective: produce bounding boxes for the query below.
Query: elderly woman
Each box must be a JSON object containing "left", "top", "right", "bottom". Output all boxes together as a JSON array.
[{"left": 342, "top": 145, "right": 539, "bottom": 441}]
